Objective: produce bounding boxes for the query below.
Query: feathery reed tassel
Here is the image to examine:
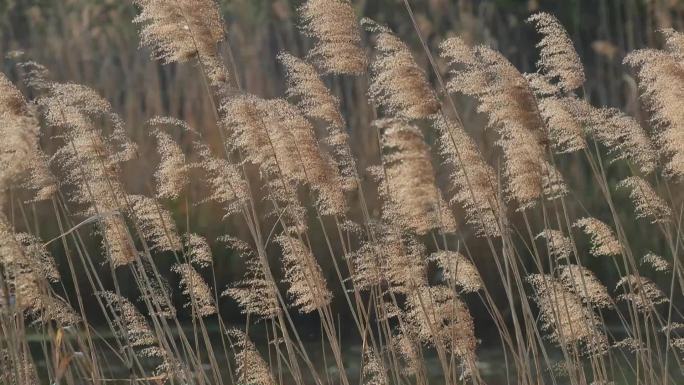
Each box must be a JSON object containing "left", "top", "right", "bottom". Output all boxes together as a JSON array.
[
  {"left": 228, "top": 329, "right": 277, "bottom": 385},
  {"left": 362, "top": 348, "right": 389, "bottom": 385},
  {"left": 565, "top": 99, "right": 657, "bottom": 174},
  {"left": 618, "top": 177, "right": 672, "bottom": 223},
  {"left": 429, "top": 251, "right": 483, "bottom": 293},
  {"left": 0, "top": 73, "right": 56, "bottom": 202},
  {"left": 641, "top": 252, "right": 670, "bottom": 272},
  {"left": 624, "top": 30, "right": 684, "bottom": 179},
  {"left": 184, "top": 233, "right": 212, "bottom": 268},
  {"left": 527, "top": 13, "right": 585, "bottom": 92},
  {"left": 364, "top": 19, "right": 440, "bottom": 120},
  {"left": 149, "top": 117, "right": 190, "bottom": 200},
  {"left": 375, "top": 119, "right": 454, "bottom": 235},
  {"left": 574, "top": 217, "right": 621, "bottom": 257},
  {"left": 99, "top": 292, "right": 156, "bottom": 348},
  {"left": 537, "top": 96, "right": 587, "bottom": 153},
  {"left": 527, "top": 274, "right": 607, "bottom": 354},
  {"left": 222, "top": 237, "right": 279, "bottom": 319},
  {"left": 127, "top": 194, "right": 182, "bottom": 252},
  {"left": 434, "top": 116, "right": 501, "bottom": 237},
  {"left": 557, "top": 265, "right": 612, "bottom": 308},
  {"left": 279, "top": 52, "right": 357, "bottom": 191},
  {"left": 615, "top": 275, "right": 668, "bottom": 312},
  {"left": 133, "top": 0, "right": 229, "bottom": 85},
  {"left": 405, "top": 285, "right": 478, "bottom": 364},
  {"left": 299, "top": 0, "right": 366, "bottom": 75},
  {"left": 172, "top": 263, "right": 216, "bottom": 317},
  {"left": 440, "top": 39, "right": 567, "bottom": 209},
  {"left": 276, "top": 235, "right": 332, "bottom": 313},
  {"left": 536, "top": 229, "right": 573, "bottom": 260},
  {"left": 393, "top": 331, "right": 424, "bottom": 379},
  {"left": 194, "top": 142, "right": 248, "bottom": 218}
]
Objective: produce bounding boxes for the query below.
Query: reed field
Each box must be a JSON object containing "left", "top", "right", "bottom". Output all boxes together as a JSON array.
[{"left": 1, "top": 1, "right": 683, "bottom": 385}]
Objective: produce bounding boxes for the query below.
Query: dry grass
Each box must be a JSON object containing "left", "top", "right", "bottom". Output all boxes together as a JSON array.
[{"left": 0, "top": 3, "right": 683, "bottom": 385}]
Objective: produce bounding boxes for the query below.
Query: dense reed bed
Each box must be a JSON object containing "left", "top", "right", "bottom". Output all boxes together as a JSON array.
[{"left": 0, "top": 1, "right": 682, "bottom": 385}]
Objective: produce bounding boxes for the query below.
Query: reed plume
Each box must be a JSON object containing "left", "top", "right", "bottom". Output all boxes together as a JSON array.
[
  {"left": 228, "top": 329, "right": 276, "bottom": 385},
  {"left": 133, "top": 0, "right": 229, "bottom": 85},
  {"left": 430, "top": 251, "right": 483, "bottom": 293},
  {"left": 299, "top": 0, "right": 366, "bottom": 75},
  {"left": 440, "top": 38, "right": 567, "bottom": 209},
  {"left": 99, "top": 291, "right": 156, "bottom": 348},
  {"left": 279, "top": 52, "right": 357, "bottom": 191},
  {"left": 537, "top": 95, "right": 587, "bottom": 153},
  {"left": 276, "top": 235, "right": 332, "bottom": 313},
  {"left": 194, "top": 142, "right": 248, "bottom": 218},
  {"left": 527, "top": 12, "right": 585, "bottom": 92},
  {"left": 557, "top": 264, "right": 612, "bottom": 308},
  {"left": 615, "top": 275, "right": 668, "bottom": 312},
  {"left": 641, "top": 252, "right": 670, "bottom": 272},
  {"left": 149, "top": 117, "right": 190, "bottom": 200},
  {"left": 223, "top": 238, "right": 279, "bottom": 319},
  {"left": 624, "top": 29, "right": 684, "bottom": 179},
  {"left": 172, "top": 263, "right": 216, "bottom": 317},
  {"left": 362, "top": 348, "right": 389, "bottom": 385},
  {"left": 536, "top": 229, "right": 573, "bottom": 260},
  {"left": 574, "top": 217, "right": 622, "bottom": 257},
  {"left": 528, "top": 274, "right": 608, "bottom": 354},
  {"left": 375, "top": 119, "right": 455, "bottom": 235},
  {"left": 364, "top": 19, "right": 440, "bottom": 120},
  {"left": 618, "top": 177, "right": 672, "bottom": 223},
  {"left": 127, "top": 194, "right": 182, "bottom": 252},
  {"left": 184, "top": 233, "right": 212, "bottom": 268}
]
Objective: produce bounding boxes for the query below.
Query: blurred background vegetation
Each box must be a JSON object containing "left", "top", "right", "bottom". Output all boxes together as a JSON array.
[{"left": 1, "top": 0, "right": 683, "bottom": 330}]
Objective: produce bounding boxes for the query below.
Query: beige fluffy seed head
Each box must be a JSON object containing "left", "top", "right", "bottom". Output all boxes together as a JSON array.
[
  {"left": 184, "top": 233, "right": 212, "bottom": 268},
  {"left": 133, "top": 0, "right": 229, "bottom": 85},
  {"left": 527, "top": 12, "right": 585, "bottom": 92},
  {"left": 277, "top": 235, "right": 332, "bottom": 313},
  {"left": 194, "top": 142, "right": 248, "bottom": 218},
  {"left": 536, "top": 229, "right": 573, "bottom": 261},
  {"left": 528, "top": 274, "right": 607, "bottom": 354},
  {"left": 615, "top": 275, "right": 668, "bottom": 312},
  {"left": 557, "top": 264, "right": 612, "bottom": 308},
  {"left": 128, "top": 194, "right": 182, "bottom": 252},
  {"left": 537, "top": 96, "right": 587, "bottom": 153},
  {"left": 100, "top": 292, "right": 156, "bottom": 348},
  {"left": 574, "top": 217, "right": 621, "bottom": 257},
  {"left": 625, "top": 31, "right": 684, "bottom": 179},
  {"left": 150, "top": 117, "right": 190, "bottom": 200},
  {"left": 430, "top": 251, "right": 483, "bottom": 293},
  {"left": 641, "top": 252, "right": 671, "bottom": 273},
  {"left": 172, "top": 263, "right": 216, "bottom": 317},
  {"left": 435, "top": 116, "right": 501, "bottom": 237},
  {"left": 376, "top": 119, "right": 454, "bottom": 235},
  {"left": 364, "top": 19, "right": 440, "bottom": 120},
  {"left": 362, "top": 348, "right": 389, "bottom": 385},
  {"left": 299, "top": 0, "right": 367, "bottom": 75},
  {"left": 618, "top": 177, "right": 672, "bottom": 223},
  {"left": 228, "top": 329, "right": 276, "bottom": 385}
]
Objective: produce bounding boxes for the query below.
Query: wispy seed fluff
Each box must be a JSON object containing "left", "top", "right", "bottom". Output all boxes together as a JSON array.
[
  {"left": 279, "top": 52, "right": 357, "bottom": 191},
  {"left": 133, "top": 0, "right": 229, "bottom": 85},
  {"left": 299, "top": 0, "right": 366, "bottom": 75},
  {"left": 127, "top": 194, "right": 182, "bottom": 252},
  {"left": 641, "top": 252, "right": 670, "bottom": 273},
  {"left": 536, "top": 229, "right": 573, "bottom": 260},
  {"left": 228, "top": 329, "right": 276, "bottom": 385},
  {"left": 100, "top": 292, "right": 156, "bottom": 348},
  {"left": 364, "top": 19, "right": 440, "bottom": 120},
  {"left": 184, "top": 233, "right": 212, "bottom": 268},
  {"left": 527, "top": 13, "right": 585, "bottom": 92},
  {"left": 172, "top": 263, "right": 216, "bottom": 317},
  {"left": 405, "top": 285, "right": 478, "bottom": 364},
  {"left": 276, "top": 235, "right": 332, "bottom": 313},
  {"left": 149, "top": 117, "right": 191, "bottom": 200},
  {"left": 362, "top": 348, "right": 390, "bottom": 385},
  {"left": 557, "top": 264, "right": 612, "bottom": 309},
  {"left": 435, "top": 116, "right": 501, "bottom": 237},
  {"left": 537, "top": 96, "right": 587, "bottom": 154},
  {"left": 618, "top": 177, "right": 672, "bottom": 224},
  {"left": 0, "top": 73, "right": 56, "bottom": 202},
  {"left": 375, "top": 119, "right": 456, "bottom": 235},
  {"left": 566, "top": 99, "right": 657, "bottom": 174},
  {"left": 430, "top": 251, "right": 483, "bottom": 293},
  {"left": 440, "top": 38, "right": 567, "bottom": 209},
  {"left": 624, "top": 30, "right": 684, "bottom": 179},
  {"left": 615, "top": 275, "right": 668, "bottom": 312},
  {"left": 223, "top": 237, "right": 280, "bottom": 319},
  {"left": 527, "top": 274, "right": 607, "bottom": 354},
  {"left": 195, "top": 143, "right": 248, "bottom": 218},
  {"left": 574, "top": 217, "right": 621, "bottom": 257}
]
